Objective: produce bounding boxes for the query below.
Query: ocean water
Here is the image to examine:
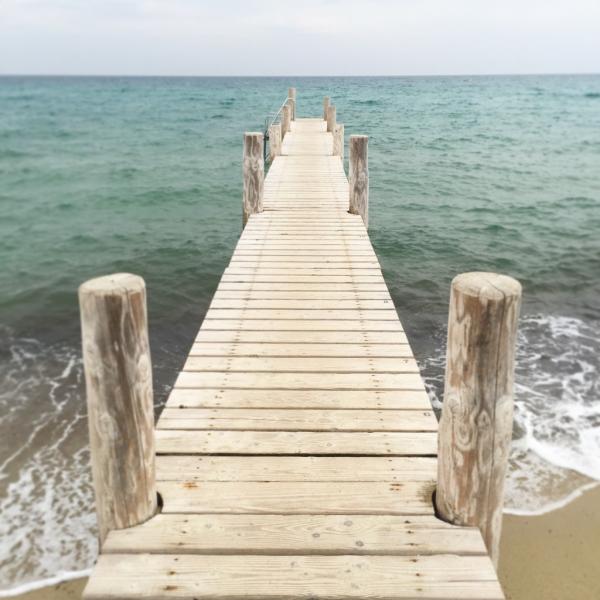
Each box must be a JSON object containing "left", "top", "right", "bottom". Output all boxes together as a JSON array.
[{"left": 1, "top": 75, "right": 599, "bottom": 593}]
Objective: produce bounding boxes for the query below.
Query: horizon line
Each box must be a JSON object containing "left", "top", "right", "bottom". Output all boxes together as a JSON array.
[{"left": 1, "top": 71, "right": 599, "bottom": 79}]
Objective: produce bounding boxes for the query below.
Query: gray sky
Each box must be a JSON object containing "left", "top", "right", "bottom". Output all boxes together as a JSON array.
[{"left": 1, "top": 0, "right": 599, "bottom": 75}]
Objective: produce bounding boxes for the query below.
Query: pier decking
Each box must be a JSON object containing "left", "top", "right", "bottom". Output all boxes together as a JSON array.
[{"left": 83, "top": 116, "right": 505, "bottom": 598}]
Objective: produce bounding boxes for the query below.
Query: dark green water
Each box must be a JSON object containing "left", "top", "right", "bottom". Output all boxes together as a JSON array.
[{"left": 1, "top": 75, "right": 599, "bottom": 592}]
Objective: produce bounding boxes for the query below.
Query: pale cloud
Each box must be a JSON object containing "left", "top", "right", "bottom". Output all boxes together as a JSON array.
[{"left": 1, "top": 0, "right": 599, "bottom": 74}]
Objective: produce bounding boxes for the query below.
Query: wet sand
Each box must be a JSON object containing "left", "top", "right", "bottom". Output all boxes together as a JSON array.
[
  {"left": 14, "top": 578, "right": 86, "bottom": 599},
  {"left": 499, "top": 484, "right": 600, "bottom": 599},
  {"left": 13, "top": 485, "right": 600, "bottom": 600}
]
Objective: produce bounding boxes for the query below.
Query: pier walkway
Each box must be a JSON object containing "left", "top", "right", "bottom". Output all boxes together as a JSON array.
[{"left": 83, "top": 116, "right": 504, "bottom": 598}]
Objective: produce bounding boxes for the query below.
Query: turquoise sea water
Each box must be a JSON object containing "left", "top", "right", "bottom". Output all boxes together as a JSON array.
[{"left": 1, "top": 75, "right": 599, "bottom": 592}]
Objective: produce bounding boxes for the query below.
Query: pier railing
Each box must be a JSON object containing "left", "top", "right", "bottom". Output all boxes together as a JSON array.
[{"left": 264, "top": 87, "right": 296, "bottom": 164}]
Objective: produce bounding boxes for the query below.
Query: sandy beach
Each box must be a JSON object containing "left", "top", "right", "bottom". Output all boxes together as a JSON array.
[
  {"left": 14, "top": 578, "right": 86, "bottom": 600},
  {"left": 499, "top": 484, "right": 600, "bottom": 599},
  {"left": 11, "top": 484, "right": 599, "bottom": 600}
]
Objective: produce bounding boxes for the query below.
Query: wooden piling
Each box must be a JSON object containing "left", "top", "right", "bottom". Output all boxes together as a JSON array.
[
  {"left": 288, "top": 87, "right": 296, "bottom": 120},
  {"left": 79, "top": 273, "right": 157, "bottom": 546},
  {"left": 323, "top": 96, "right": 330, "bottom": 120},
  {"left": 326, "top": 105, "right": 336, "bottom": 133},
  {"left": 268, "top": 123, "right": 282, "bottom": 161},
  {"left": 349, "top": 135, "right": 368, "bottom": 228},
  {"left": 282, "top": 104, "right": 291, "bottom": 138},
  {"left": 436, "top": 271, "right": 522, "bottom": 568},
  {"left": 333, "top": 123, "right": 344, "bottom": 159},
  {"left": 243, "top": 132, "right": 264, "bottom": 227}
]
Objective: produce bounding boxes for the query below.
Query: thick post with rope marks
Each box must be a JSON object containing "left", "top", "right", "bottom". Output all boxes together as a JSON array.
[
  {"left": 242, "top": 132, "right": 265, "bottom": 227},
  {"left": 242, "top": 132, "right": 264, "bottom": 227},
  {"left": 326, "top": 104, "right": 336, "bottom": 133},
  {"left": 333, "top": 123, "right": 344, "bottom": 159},
  {"left": 79, "top": 273, "right": 157, "bottom": 546},
  {"left": 282, "top": 104, "right": 291, "bottom": 138},
  {"left": 268, "top": 122, "right": 282, "bottom": 161},
  {"left": 288, "top": 87, "right": 296, "bottom": 120},
  {"left": 436, "top": 271, "right": 522, "bottom": 568},
  {"left": 323, "top": 96, "right": 330, "bottom": 120},
  {"left": 349, "top": 134, "right": 368, "bottom": 228}
]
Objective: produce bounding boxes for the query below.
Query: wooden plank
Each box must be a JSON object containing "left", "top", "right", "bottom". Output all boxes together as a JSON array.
[
  {"left": 224, "top": 267, "right": 382, "bottom": 273},
  {"left": 246, "top": 217, "right": 361, "bottom": 222},
  {"left": 189, "top": 342, "right": 413, "bottom": 357},
  {"left": 103, "top": 514, "right": 486, "bottom": 556},
  {"left": 263, "top": 206, "right": 351, "bottom": 210},
  {"left": 248, "top": 214, "right": 359, "bottom": 218},
  {"left": 215, "top": 283, "right": 390, "bottom": 291},
  {"left": 210, "top": 293, "right": 390, "bottom": 304},
  {"left": 261, "top": 193, "right": 350, "bottom": 196},
  {"left": 212, "top": 290, "right": 392, "bottom": 300},
  {"left": 237, "top": 236, "right": 367, "bottom": 243},
  {"left": 231, "top": 251, "right": 376, "bottom": 256},
  {"left": 229, "top": 256, "right": 379, "bottom": 261},
  {"left": 156, "top": 408, "right": 437, "bottom": 432},
  {"left": 260, "top": 200, "right": 352, "bottom": 204},
  {"left": 84, "top": 554, "right": 504, "bottom": 599},
  {"left": 242, "top": 223, "right": 364, "bottom": 228},
  {"left": 236, "top": 242, "right": 371, "bottom": 247},
  {"left": 155, "top": 455, "right": 438, "bottom": 481},
  {"left": 228, "top": 263, "right": 382, "bottom": 270},
  {"left": 235, "top": 239, "right": 372, "bottom": 244},
  {"left": 234, "top": 242, "right": 375, "bottom": 248},
  {"left": 241, "top": 230, "right": 367, "bottom": 236},
  {"left": 247, "top": 224, "right": 360, "bottom": 228},
  {"left": 155, "top": 430, "right": 437, "bottom": 455},
  {"left": 261, "top": 193, "right": 348, "bottom": 195},
  {"left": 203, "top": 309, "right": 399, "bottom": 321},
  {"left": 166, "top": 388, "right": 432, "bottom": 410},
  {"left": 210, "top": 296, "right": 398, "bottom": 310},
  {"left": 158, "top": 480, "right": 436, "bottom": 515},
  {"left": 182, "top": 356, "right": 419, "bottom": 373},
  {"left": 199, "top": 320, "right": 404, "bottom": 332},
  {"left": 195, "top": 330, "right": 409, "bottom": 343},
  {"left": 220, "top": 276, "right": 386, "bottom": 284},
  {"left": 174, "top": 372, "right": 425, "bottom": 390}
]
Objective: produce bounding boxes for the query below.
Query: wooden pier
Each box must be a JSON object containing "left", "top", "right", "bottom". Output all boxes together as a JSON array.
[{"left": 81, "top": 92, "right": 520, "bottom": 599}]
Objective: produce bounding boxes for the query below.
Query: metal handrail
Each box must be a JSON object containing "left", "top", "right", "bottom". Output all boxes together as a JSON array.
[
  {"left": 263, "top": 95, "right": 292, "bottom": 165},
  {"left": 264, "top": 96, "right": 292, "bottom": 134}
]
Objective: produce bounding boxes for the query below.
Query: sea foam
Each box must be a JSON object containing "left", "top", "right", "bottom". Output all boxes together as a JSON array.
[{"left": 0, "top": 329, "right": 97, "bottom": 594}]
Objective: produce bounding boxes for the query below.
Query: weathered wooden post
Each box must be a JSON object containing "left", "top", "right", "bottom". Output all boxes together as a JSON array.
[
  {"left": 349, "top": 135, "right": 368, "bottom": 228},
  {"left": 243, "top": 132, "right": 264, "bottom": 227},
  {"left": 281, "top": 104, "right": 291, "bottom": 139},
  {"left": 288, "top": 87, "right": 296, "bottom": 120},
  {"left": 323, "top": 96, "right": 330, "bottom": 120},
  {"left": 333, "top": 123, "right": 344, "bottom": 159},
  {"left": 436, "top": 271, "right": 522, "bottom": 568},
  {"left": 326, "top": 104, "right": 336, "bottom": 133},
  {"left": 268, "top": 122, "right": 282, "bottom": 161},
  {"left": 79, "top": 273, "right": 157, "bottom": 546}
]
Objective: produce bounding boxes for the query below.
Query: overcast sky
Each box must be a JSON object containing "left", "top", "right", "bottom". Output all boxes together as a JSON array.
[{"left": 1, "top": 0, "right": 599, "bottom": 76}]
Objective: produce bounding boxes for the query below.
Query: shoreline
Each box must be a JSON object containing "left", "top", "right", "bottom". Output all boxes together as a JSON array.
[
  {"left": 0, "top": 571, "right": 91, "bottom": 599},
  {"left": 503, "top": 480, "right": 599, "bottom": 517},
  {"left": 6, "top": 485, "right": 600, "bottom": 600}
]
